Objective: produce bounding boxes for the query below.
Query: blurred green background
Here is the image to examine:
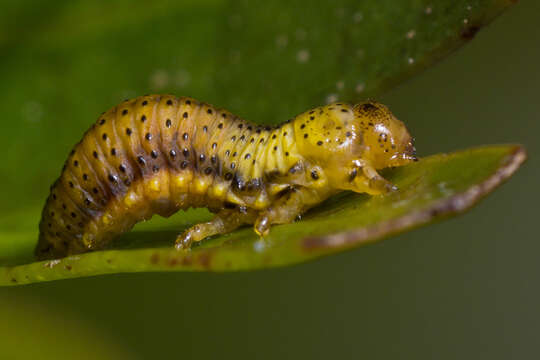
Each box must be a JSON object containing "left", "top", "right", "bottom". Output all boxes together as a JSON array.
[{"left": 0, "top": 0, "right": 538, "bottom": 359}]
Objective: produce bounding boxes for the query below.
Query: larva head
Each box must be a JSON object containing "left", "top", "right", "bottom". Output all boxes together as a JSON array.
[
  {"left": 352, "top": 101, "right": 417, "bottom": 169},
  {"left": 294, "top": 101, "right": 416, "bottom": 190}
]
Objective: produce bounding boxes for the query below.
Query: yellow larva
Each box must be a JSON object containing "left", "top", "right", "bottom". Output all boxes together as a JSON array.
[{"left": 36, "top": 95, "right": 416, "bottom": 259}]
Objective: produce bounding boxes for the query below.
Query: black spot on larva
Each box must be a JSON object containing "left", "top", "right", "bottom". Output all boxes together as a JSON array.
[
  {"left": 73, "top": 160, "right": 79, "bottom": 166},
  {"left": 99, "top": 119, "right": 106, "bottom": 125},
  {"left": 170, "top": 149, "right": 177, "bottom": 158},
  {"left": 126, "top": 128, "right": 132, "bottom": 136},
  {"left": 204, "top": 167, "right": 212, "bottom": 175},
  {"left": 272, "top": 134, "right": 277, "bottom": 139},
  {"left": 304, "top": 134, "right": 308, "bottom": 138},
  {"left": 225, "top": 150, "right": 230, "bottom": 156},
  {"left": 141, "top": 115, "right": 147, "bottom": 123},
  {"left": 124, "top": 179, "right": 131, "bottom": 186},
  {"left": 183, "top": 112, "right": 188, "bottom": 118},
  {"left": 67, "top": 225, "right": 71, "bottom": 230},
  {"left": 199, "top": 154, "right": 206, "bottom": 162},
  {"left": 186, "top": 100, "right": 191, "bottom": 105},
  {"left": 50, "top": 211, "right": 55, "bottom": 217},
  {"left": 252, "top": 159, "right": 256, "bottom": 165},
  {"left": 300, "top": 124, "right": 306, "bottom": 129},
  {"left": 212, "top": 142, "right": 217, "bottom": 149},
  {"left": 119, "top": 164, "right": 126, "bottom": 172},
  {"left": 211, "top": 155, "right": 217, "bottom": 164},
  {"left": 232, "top": 152, "right": 237, "bottom": 157},
  {"left": 52, "top": 194, "right": 57, "bottom": 200},
  {"left": 183, "top": 133, "right": 188, "bottom": 140},
  {"left": 142, "top": 100, "right": 148, "bottom": 106},
  {"left": 122, "top": 109, "right": 128, "bottom": 116},
  {"left": 273, "top": 146, "right": 278, "bottom": 151},
  {"left": 224, "top": 201, "right": 236, "bottom": 209},
  {"left": 283, "top": 132, "right": 287, "bottom": 136},
  {"left": 145, "top": 132, "right": 152, "bottom": 141},
  {"left": 285, "top": 152, "right": 289, "bottom": 156},
  {"left": 84, "top": 198, "right": 91, "bottom": 206},
  {"left": 166, "top": 119, "right": 172, "bottom": 128},
  {"left": 218, "top": 123, "right": 223, "bottom": 129},
  {"left": 151, "top": 150, "right": 158, "bottom": 159},
  {"left": 203, "top": 126, "right": 208, "bottom": 132},
  {"left": 346, "top": 131, "right": 352, "bottom": 137},
  {"left": 92, "top": 188, "right": 98, "bottom": 194},
  {"left": 93, "top": 151, "right": 98, "bottom": 159},
  {"left": 256, "top": 129, "right": 261, "bottom": 134},
  {"left": 111, "top": 148, "right": 117, "bottom": 156},
  {"left": 102, "top": 133, "right": 107, "bottom": 140},
  {"left": 309, "top": 116, "right": 314, "bottom": 120},
  {"left": 231, "top": 136, "right": 236, "bottom": 141},
  {"left": 207, "top": 108, "right": 213, "bottom": 114},
  {"left": 152, "top": 165, "right": 159, "bottom": 173},
  {"left": 166, "top": 99, "right": 173, "bottom": 106},
  {"left": 244, "top": 153, "right": 251, "bottom": 160},
  {"left": 69, "top": 181, "right": 74, "bottom": 188},
  {"left": 224, "top": 173, "right": 233, "bottom": 181},
  {"left": 83, "top": 174, "right": 88, "bottom": 181},
  {"left": 341, "top": 109, "right": 348, "bottom": 113},
  {"left": 62, "top": 204, "right": 66, "bottom": 210},
  {"left": 230, "top": 162, "right": 236, "bottom": 169},
  {"left": 361, "top": 103, "right": 376, "bottom": 112},
  {"left": 317, "top": 141, "right": 323, "bottom": 146},
  {"left": 137, "top": 156, "right": 146, "bottom": 166},
  {"left": 71, "top": 212, "right": 76, "bottom": 218},
  {"left": 349, "top": 168, "right": 357, "bottom": 182},
  {"left": 259, "top": 138, "right": 264, "bottom": 143},
  {"left": 181, "top": 160, "right": 189, "bottom": 169},
  {"left": 311, "top": 170, "right": 319, "bottom": 180},
  {"left": 183, "top": 148, "right": 189, "bottom": 157},
  {"left": 238, "top": 123, "right": 243, "bottom": 129},
  {"left": 240, "top": 135, "right": 245, "bottom": 141},
  {"left": 108, "top": 174, "right": 117, "bottom": 183}
]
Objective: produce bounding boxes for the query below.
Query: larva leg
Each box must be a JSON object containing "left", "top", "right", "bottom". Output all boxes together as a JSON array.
[
  {"left": 254, "top": 188, "right": 308, "bottom": 237},
  {"left": 358, "top": 165, "right": 397, "bottom": 194},
  {"left": 175, "top": 210, "right": 256, "bottom": 250}
]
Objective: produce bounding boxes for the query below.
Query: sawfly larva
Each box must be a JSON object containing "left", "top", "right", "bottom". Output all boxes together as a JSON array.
[{"left": 37, "top": 95, "right": 417, "bottom": 259}]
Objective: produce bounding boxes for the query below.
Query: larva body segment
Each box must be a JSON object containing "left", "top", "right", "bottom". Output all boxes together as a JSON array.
[{"left": 37, "top": 95, "right": 417, "bottom": 259}]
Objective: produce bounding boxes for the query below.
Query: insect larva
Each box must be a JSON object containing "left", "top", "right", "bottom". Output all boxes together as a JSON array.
[{"left": 36, "top": 95, "right": 417, "bottom": 259}]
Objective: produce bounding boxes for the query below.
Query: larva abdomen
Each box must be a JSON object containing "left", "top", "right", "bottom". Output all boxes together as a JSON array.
[{"left": 38, "top": 95, "right": 234, "bottom": 257}]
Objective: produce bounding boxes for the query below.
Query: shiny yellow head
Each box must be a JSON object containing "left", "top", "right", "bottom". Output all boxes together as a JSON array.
[
  {"left": 294, "top": 100, "right": 416, "bottom": 193},
  {"left": 352, "top": 101, "right": 417, "bottom": 168}
]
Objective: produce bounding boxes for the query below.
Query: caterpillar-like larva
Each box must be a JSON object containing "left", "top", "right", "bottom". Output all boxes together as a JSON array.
[{"left": 36, "top": 95, "right": 417, "bottom": 259}]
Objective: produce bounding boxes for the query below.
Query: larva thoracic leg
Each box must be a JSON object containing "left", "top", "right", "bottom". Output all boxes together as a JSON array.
[{"left": 36, "top": 95, "right": 417, "bottom": 260}]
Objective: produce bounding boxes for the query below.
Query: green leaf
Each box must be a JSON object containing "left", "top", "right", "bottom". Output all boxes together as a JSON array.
[
  {"left": 0, "top": 145, "right": 526, "bottom": 285},
  {"left": 0, "top": 1, "right": 518, "bottom": 285}
]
